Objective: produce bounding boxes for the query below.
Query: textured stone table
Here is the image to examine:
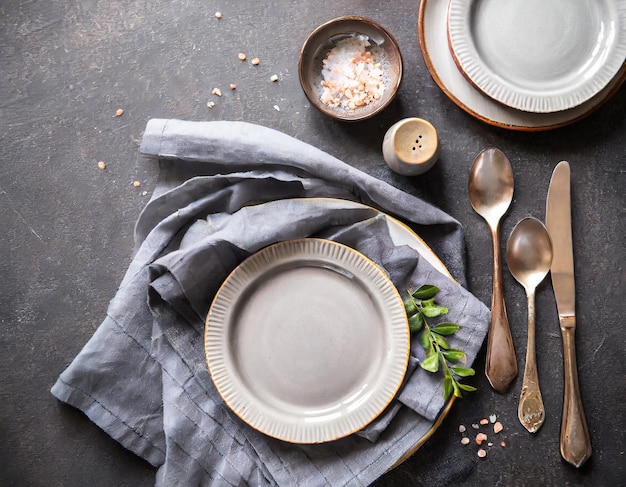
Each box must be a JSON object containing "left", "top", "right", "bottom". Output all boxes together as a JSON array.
[{"left": 1, "top": 0, "right": 624, "bottom": 485}]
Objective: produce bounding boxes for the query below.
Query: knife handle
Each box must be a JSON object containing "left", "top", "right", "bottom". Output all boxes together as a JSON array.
[
  {"left": 485, "top": 228, "right": 518, "bottom": 393},
  {"left": 560, "top": 324, "right": 592, "bottom": 467}
]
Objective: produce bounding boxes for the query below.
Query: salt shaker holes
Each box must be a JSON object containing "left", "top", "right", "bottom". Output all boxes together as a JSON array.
[{"left": 382, "top": 118, "right": 440, "bottom": 176}]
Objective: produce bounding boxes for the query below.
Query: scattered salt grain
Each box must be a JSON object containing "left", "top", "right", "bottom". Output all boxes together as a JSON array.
[
  {"left": 494, "top": 422, "right": 503, "bottom": 434},
  {"left": 488, "top": 442, "right": 494, "bottom": 447},
  {"left": 214, "top": 12, "right": 222, "bottom": 19},
  {"left": 273, "top": 105, "right": 280, "bottom": 111},
  {"left": 133, "top": 181, "right": 141, "bottom": 187},
  {"left": 458, "top": 425, "right": 466, "bottom": 433},
  {"left": 230, "top": 84, "right": 237, "bottom": 90},
  {"left": 476, "top": 433, "right": 488, "bottom": 445},
  {"left": 461, "top": 437, "right": 470, "bottom": 445},
  {"left": 501, "top": 441, "right": 507, "bottom": 447},
  {"left": 251, "top": 57, "right": 260, "bottom": 65},
  {"left": 471, "top": 423, "right": 480, "bottom": 430},
  {"left": 480, "top": 418, "right": 489, "bottom": 425},
  {"left": 212, "top": 87, "right": 222, "bottom": 96},
  {"left": 238, "top": 52, "right": 247, "bottom": 61},
  {"left": 489, "top": 414, "right": 497, "bottom": 423},
  {"left": 115, "top": 108, "right": 124, "bottom": 116},
  {"left": 97, "top": 161, "right": 106, "bottom": 170},
  {"left": 477, "top": 449, "right": 487, "bottom": 458},
  {"left": 270, "top": 74, "right": 278, "bottom": 82},
  {"left": 207, "top": 101, "right": 215, "bottom": 108}
]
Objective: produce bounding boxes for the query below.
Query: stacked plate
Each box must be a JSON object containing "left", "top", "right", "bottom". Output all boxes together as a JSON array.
[
  {"left": 419, "top": 0, "right": 626, "bottom": 130},
  {"left": 205, "top": 199, "right": 452, "bottom": 445}
]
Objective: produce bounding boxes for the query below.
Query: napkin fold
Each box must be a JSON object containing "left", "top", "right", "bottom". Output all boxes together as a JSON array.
[{"left": 52, "top": 120, "right": 489, "bottom": 486}]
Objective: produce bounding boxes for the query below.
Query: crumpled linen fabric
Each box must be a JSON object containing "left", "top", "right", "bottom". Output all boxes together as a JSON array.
[{"left": 51, "top": 120, "right": 489, "bottom": 486}]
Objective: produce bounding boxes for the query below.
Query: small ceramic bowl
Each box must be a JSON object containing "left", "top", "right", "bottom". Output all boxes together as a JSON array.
[{"left": 298, "top": 16, "right": 403, "bottom": 122}]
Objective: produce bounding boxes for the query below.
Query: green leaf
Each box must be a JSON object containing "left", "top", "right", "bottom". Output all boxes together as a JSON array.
[
  {"left": 433, "top": 333, "right": 450, "bottom": 349},
  {"left": 420, "top": 353, "right": 439, "bottom": 372},
  {"left": 412, "top": 285, "right": 439, "bottom": 300},
  {"left": 458, "top": 383, "right": 477, "bottom": 392},
  {"left": 408, "top": 312, "right": 424, "bottom": 333},
  {"left": 402, "top": 284, "right": 478, "bottom": 399},
  {"left": 443, "top": 375, "right": 453, "bottom": 400},
  {"left": 421, "top": 305, "right": 449, "bottom": 318},
  {"left": 441, "top": 349, "right": 465, "bottom": 362},
  {"left": 451, "top": 366, "right": 475, "bottom": 377},
  {"left": 404, "top": 297, "right": 418, "bottom": 316},
  {"left": 431, "top": 322, "right": 462, "bottom": 335}
]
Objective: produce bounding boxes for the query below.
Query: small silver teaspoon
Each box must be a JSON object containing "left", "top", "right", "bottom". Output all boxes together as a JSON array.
[{"left": 506, "top": 217, "right": 553, "bottom": 433}]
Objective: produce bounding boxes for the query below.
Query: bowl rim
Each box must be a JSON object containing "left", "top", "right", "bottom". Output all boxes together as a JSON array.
[{"left": 298, "top": 15, "right": 403, "bottom": 122}]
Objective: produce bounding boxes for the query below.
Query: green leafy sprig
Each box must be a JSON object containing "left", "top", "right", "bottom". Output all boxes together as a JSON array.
[{"left": 404, "top": 285, "right": 476, "bottom": 400}]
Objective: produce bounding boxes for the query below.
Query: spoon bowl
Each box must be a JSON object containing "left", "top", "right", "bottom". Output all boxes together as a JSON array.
[
  {"left": 469, "top": 150, "right": 514, "bottom": 225},
  {"left": 468, "top": 148, "right": 517, "bottom": 393},
  {"left": 506, "top": 217, "right": 553, "bottom": 433},
  {"left": 507, "top": 218, "right": 553, "bottom": 291}
]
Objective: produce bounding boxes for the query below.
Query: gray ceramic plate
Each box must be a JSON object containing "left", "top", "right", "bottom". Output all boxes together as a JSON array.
[
  {"left": 447, "top": 0, "right": 626, "bottom": 113},
  {"left": 419, "top": 0, "right": 626, "bottom": 130},
  {"left": 206, "top": 238, "right": 409, "bottom": 444}
]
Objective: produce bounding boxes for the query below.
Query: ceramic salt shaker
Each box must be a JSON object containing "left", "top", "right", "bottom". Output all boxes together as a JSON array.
[{"left": 382, "top": 118, "right": 440, "bottom": 176}]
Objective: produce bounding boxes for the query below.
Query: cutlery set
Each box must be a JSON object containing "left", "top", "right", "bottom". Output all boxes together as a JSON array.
[{"left": 469, "top": 150, "right": 591, "bottom": 467}]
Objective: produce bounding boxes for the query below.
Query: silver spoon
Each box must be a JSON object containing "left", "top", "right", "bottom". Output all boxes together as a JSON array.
[
  {"left": 468, "top": 148, "right": 517, "bottom": 393},
  {"left": 506, "top": 217, "right": 553, "bottom": 433}
]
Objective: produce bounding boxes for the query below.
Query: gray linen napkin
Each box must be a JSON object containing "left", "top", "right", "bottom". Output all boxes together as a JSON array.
[{"left": 51, "top": 120, "right": 489, "bottom": 486}]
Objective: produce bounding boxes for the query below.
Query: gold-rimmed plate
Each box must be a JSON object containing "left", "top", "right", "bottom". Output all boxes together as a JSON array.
[
  {"left": 447, "top": 0, "right": 626, "bottom": 113},
  {"left": 205, "top": 238, "right": 410, "bottom": 444},
  {"left": 419, "top": 0, "right": 626, "bottom": 130}
]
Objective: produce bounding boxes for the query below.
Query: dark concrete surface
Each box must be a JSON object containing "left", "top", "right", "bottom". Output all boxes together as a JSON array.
[{"left": 1, "top": 0, "right": 624, "bottom": 485}]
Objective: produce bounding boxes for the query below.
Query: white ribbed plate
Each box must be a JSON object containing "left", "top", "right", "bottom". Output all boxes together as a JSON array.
[
  {"left": 447, "top": 0, "right": 626, "bottom": 113},
  {"left": 205, "top": 238, "right": 409, "bottom": 444}
]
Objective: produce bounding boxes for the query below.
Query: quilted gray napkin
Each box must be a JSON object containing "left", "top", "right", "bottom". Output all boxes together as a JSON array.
[{"left": 52, "top": 120, "right": 489, "bottom": 486}]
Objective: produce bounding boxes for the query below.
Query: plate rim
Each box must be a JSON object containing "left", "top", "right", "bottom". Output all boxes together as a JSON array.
[
  {"left": 447, "top": 0, "right": 626, "bottom": 113},
  {"left": 205, "top": 237, "right": 410, "bottom": 444},
  {"left": 418, "top": 0, "right": 626, "bottom": 131}
]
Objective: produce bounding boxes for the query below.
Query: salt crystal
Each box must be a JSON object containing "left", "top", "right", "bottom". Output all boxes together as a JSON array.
[
  {"left": 477, "top": 449, "right": 487, "bottom": 458},
  {"left": 459, "top": 425, "right": 466, "bottom": 433},
  {"left": 489, "top": 414, "right": 497, "bottom": 423},
  {"left": 476, "top": 433, "right": 488, "bottom": 445},
  {"left": 461, "top": 437, "right": 470, "bottom": 445},
  {"left": 480, "top": 418, "right": 489, "bottom": 425},
  {"left": 494, "top": 421, "right": 503, "bottom": 434}
]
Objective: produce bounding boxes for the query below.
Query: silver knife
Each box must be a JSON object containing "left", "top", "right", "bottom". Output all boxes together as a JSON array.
[{"left": 545, "top": 161, "right": 592, "bottom": 467}]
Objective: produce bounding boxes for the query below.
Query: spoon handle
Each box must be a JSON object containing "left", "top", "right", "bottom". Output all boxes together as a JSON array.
[
  {"left": 560, "top": 323, "right": 592, "bottom": 467},
  {"left": 485, "top": 226, "right": 518, "bottom": 393},
  {"left": 518, "top": 290, "right": 544, "bottom": 433}
]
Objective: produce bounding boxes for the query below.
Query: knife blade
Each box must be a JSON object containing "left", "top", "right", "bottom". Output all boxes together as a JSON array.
[{"left": 545, "top": 161, "right": 592, "bottom": 467}]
